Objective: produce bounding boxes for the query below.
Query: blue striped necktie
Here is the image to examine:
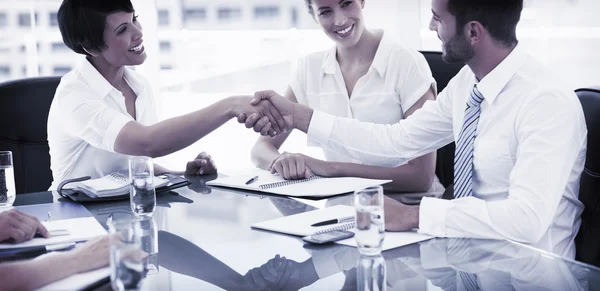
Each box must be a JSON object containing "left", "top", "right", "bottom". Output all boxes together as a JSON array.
[{"left": 454, "top": 85, "right": 485, "bottom": 199}]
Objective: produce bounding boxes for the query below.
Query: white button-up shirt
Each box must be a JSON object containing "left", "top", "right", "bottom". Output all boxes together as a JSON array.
[
  {"left": 291, "top": 31, "right": 436, "bottom": 164},
  {"left": 47, "top": 59, "right": 158, "bottom": 190},
  {"left": 307, "top": 44, "right": 587, "bottom": 258}
]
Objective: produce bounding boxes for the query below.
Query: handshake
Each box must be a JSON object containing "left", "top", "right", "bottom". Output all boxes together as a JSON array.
[{"left": 232, "top": 90, "right": 307, "bottom": 138}]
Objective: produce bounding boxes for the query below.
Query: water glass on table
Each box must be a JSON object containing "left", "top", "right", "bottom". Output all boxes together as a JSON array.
[
  {"left": 0, "top": 151, "right": 15, "bottom": 207},
  {"left": 129, "top": 157, "right": 156, "bottom": 217},
  {"left": 354, "top": 185, "right": 385, "bottom": 256},
  {"left": 109, "top": 219, "right": 146, "bottom": 291}
]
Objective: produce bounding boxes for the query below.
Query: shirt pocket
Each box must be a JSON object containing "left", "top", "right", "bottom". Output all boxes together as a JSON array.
[{"left": 474, "top": 134, "right": 516, "bottom": 188}]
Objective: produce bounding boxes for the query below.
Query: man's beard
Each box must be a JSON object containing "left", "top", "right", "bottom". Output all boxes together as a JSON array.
[{"left": 442, "top": 32, "right": 475, "bottom": 64}]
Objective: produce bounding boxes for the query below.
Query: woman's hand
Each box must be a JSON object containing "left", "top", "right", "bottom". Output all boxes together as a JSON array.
[
  {"left": 68, "top": 235, "right": 111, "bottom": 274},
  {"left": 269, "top": 152, "right": 331, "bottom": 180},
  {"left": 185, "top": 152, "right": 217, "bottom": 176}
]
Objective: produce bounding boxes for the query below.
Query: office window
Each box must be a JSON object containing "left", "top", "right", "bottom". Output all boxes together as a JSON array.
[
  {"left": 183, "top": 8, "right": 207, "bottom": 24},
  {"left": 49, "top": 12, "right": 58, "bottom": 27},
  {"left": 159, "top": 41, "right": 171, "bottom": 52},
  {"left": 0, "top": 13, "right": 7, "bottom": 28},
  {"left": 51, "top": 42, "right": 68, "bottom": 52},
  {"left": 18, "top": 12, "right": 38, "bottom": 27},
  {"left": 254, "top": 6, "right": 280, "bottom": 19},
  {"left": 218, "top": 7, "right": 242, "bottom": 21},
  {"left": 291, "top": 7, "right": 298, "bottom": 27},
  {"left": 157, "top": 9, "right": 169, "bottom": 26},
  {"left": 0, "top": 66, "right": 10, "bottom": 76},
  {"left": 53, "top": 66, "right": 72, "bottom": 75},
  {"left": 20, "top": 42, "right": 40, "bottom": 52}
]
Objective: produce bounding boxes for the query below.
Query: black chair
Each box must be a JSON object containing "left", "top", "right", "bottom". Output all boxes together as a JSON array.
[
  {"left": 420, "top": 51, "right": 464, "bottom": 188},
  {"left": 0, "top": 77, "right": 61, "bottom": 194},
  {"left": 575, "top": 87, "right": 600, "bottom": 267}
]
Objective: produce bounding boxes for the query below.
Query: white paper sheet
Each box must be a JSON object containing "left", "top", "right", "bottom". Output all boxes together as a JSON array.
[{"left": 0, "top": 217, "right": 107, "bottom": 250}]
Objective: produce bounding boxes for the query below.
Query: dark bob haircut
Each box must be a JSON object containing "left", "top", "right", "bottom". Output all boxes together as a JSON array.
[
  {"left": 447, "top": 0, "right": 523, "bottom": 47},
  {"left": 57, "top": 0, "right": 135, "bottom": 56}
]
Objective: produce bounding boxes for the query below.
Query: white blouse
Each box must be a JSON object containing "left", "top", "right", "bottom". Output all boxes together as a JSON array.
[{"left": 47, "top": 59, "right": 158, "bottom": 190}]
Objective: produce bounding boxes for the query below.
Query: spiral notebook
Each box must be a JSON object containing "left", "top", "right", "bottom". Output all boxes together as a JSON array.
[
  {"left": 207, "top": 169, "right": 391, "bottom": 198},
  {"left": 252, "top": 205, "right": 434, "bottom": 251},
  {"left": 251, "top": 205, "right": 356, "bottom": 237},
  {"left": 71, "top": 172, "right": 169, "bottom": 198}
]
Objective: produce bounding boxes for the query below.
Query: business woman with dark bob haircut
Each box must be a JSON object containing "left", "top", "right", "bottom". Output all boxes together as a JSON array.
[{"left": 47, "top": 0, "right": 284, "bottom": 189}]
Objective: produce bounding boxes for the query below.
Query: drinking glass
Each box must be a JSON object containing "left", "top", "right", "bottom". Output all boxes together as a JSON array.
[
  {"left": 139, "top": 217, "right": 159, "bottom": 275},
  {"left": 357, "top": 254, "right": 386, "bottom": 291},
  {"left": 129, "top": 157, "right": 156, "bottom": 217},
  {"left": 109, "top": 219, "right": 145, "bottom": 291},
  {"left": 0, "top": 151, "right": 15, "bottom": 207},
  {"left": 354, "top": 185, "right": 385, "bottom": 255}
]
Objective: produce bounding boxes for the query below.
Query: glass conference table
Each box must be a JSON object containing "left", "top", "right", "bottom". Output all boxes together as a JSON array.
[{"left": 15, "top": 174, "right": 600, "bottom": 291}]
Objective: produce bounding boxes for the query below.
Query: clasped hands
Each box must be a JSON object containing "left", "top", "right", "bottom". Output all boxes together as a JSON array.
[{"left": 234, "top": 90, "right": 294, "bottom": 138}]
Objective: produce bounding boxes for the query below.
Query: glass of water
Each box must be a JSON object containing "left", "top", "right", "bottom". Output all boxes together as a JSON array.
[
  {"left": 354, "top": 185, "right": 385, "bottom": 256},
  {"left": 139, "top": 217, "right": 159, "bottom": 275},
  {"left": 0, "top": 151, "right": 16, "bottom": 207},
  {"left": 129, "top": 157, "right": 156, "bottom": 217},
  {"left": 109, "top": 219, "right": 145, "bottom": 291},
  {"left": 357, "top": 254, "right": 386, "bottom": 291}
]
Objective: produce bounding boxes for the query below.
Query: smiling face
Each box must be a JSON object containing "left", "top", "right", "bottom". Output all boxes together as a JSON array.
[
  {"left": 89, "top": 11, "right": 146, "bottom": 66},
  {"left": 309, "top": 0, "right": 366, "bottom": 48},
  {"left": 429, "top": 0, "right": 474, "bottom": 63}
]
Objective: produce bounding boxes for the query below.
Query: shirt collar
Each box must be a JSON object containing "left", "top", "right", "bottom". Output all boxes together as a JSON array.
[
  {"left": 78, "top": 58, "right": 144, "bottom": 98},
  {"left": 78, "top": 58, "right": 114, "bottom": 98},
  {"left": 475, "top": 43, "right": 528, "bottom": 104},
  {"left": 321, "top": 30, "right": 390, "bottom": 77}
]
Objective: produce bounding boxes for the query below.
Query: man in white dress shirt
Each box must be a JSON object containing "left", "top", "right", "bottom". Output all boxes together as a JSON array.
[{"left": 243, "top": 0, "right": 587, "bottom": 258}]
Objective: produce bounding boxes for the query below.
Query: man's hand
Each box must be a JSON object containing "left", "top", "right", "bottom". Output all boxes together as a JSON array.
[
  {"left": 232, "top": 95, "right": 287, "bottom": 137},
  {"left": 238, "top": 90, "right": 309, "bottom": 135},
  {"left": 269, "top": 152, "right": 332, "bottom": 180},
  {"left": 0, "top": 209, "right": 49, "bottom": 243},
  {"left": 185, "top": 152, "right": 217, "bottom": 176},
  {"left": 384, "top": 196, "right": 420, "bottom": 232}
]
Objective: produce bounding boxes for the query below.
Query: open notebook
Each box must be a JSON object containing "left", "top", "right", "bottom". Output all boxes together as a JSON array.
[
  {"left": 69, "top": 172, "right": 169, "bottom": 198},
  {"left": 207, "top": 169, "right": 391, "bottom": 198},
  {"left": 252, "top": 205, "right": 433, "bottom": 251}
]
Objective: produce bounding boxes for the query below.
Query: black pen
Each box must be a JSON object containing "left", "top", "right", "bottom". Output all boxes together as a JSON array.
[
  {"left": 245, "top": 176, "right": 259, "bottom": 185},
  {"left": 311, "top": 216, "right": 354, "bottom": 227}
]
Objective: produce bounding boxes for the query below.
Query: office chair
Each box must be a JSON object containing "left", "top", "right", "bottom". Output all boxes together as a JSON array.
[
  {"left": 420, "top": 51, "right": 464, "bottom": 188},
  {"left": 575, "top": 87, "right": 600, "bottom": 267},
  {"left": 0, "top": 76, "right": 61, "bottom": 194}
]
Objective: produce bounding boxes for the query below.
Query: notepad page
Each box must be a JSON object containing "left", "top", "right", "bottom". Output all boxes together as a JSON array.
[
  {"left": 207, "top": 169, "right": 391, "bottom": 197},
  {"left": 251, "top": 205, "right": 356, "bottom": 237},
  {"left": 0, "top": 217, "right": 107, "bottom": 250}
]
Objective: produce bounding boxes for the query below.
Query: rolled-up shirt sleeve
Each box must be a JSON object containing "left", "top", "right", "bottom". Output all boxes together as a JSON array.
[
  {"left": 307, "top": 85, "right": 455, "bottom": 167},
  {"left": 58, "top": 91, "right": 132, "bottom": 153}
]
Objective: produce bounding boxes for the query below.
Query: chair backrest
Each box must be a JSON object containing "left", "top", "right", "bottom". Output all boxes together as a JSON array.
[
  {"left": 0, "top": 77, "right": 61, "bottom": 194},
  {"left": 420, "top": 51, "right": 464, "bottom": 187},
  {"left": 575, "top": 87, "right": 600, "bottom": 267}
]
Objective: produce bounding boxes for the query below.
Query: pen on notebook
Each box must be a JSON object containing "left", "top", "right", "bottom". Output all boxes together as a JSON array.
[
  {"left": 311, "top": 216, "right": 354, "bottom": 227},
  {"left": 245, "top": 176, "right": 259, "bottom": 185}
]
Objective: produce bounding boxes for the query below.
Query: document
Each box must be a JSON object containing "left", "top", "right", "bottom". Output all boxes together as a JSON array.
[
  {"left": 252, "top": 205, "right": 432, "bottom": 251},
  {"left": 0, "top": 217, "right": 107, "bottom": 250},
  {"left": 208, "top": 169, "right": 391, "bottom": 198}
]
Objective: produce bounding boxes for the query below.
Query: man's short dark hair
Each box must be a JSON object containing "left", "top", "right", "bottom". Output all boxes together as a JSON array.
[
  {"left": 57, "top": 0, "right": 134, "bottom": 56},
  {"left": 447, "top": 0, "right": 523, "bottom": 47}
]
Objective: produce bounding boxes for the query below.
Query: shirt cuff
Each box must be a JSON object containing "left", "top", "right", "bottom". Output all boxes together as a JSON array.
[
  {"left": 104, "top": 114, "right": 133, "bottom": 153},
  {"left": 418, "top": 197, "right": 451, "bottom": 237},
  {"left": 307, "top": 110, "right": 336, "bottom": 147}
]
